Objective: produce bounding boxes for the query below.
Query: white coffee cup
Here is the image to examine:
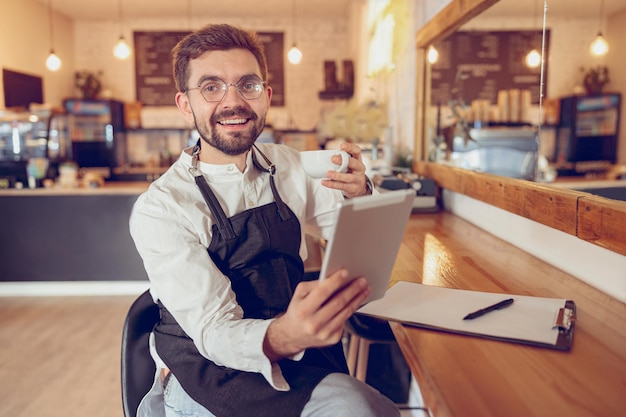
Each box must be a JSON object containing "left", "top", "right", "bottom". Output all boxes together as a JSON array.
[{"left": 300, "top": 150, "right": 350, "bottom": 178}]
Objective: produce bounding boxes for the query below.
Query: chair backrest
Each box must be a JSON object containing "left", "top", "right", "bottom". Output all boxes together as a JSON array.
[{"left": 121, "top": 290, "right": 160, "bottom": 417}]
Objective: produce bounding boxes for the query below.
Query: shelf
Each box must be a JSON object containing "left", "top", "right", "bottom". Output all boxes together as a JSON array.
[{"left": 318, "top": 90, "right": 353, "bottom": 100}]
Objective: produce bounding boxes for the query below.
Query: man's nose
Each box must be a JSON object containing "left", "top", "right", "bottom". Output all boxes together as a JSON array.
[{"left": 220, "top": 84, "right": 246, "bottom": 104}]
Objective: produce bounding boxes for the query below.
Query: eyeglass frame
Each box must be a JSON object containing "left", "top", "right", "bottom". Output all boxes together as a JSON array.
[{"left": 185, "top": 75, "right": 267, "bottom": 103}]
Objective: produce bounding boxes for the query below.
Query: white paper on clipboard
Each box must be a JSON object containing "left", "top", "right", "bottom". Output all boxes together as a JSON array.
[{"left": 358, "top": 281, "right": 568, "bottom": 347}]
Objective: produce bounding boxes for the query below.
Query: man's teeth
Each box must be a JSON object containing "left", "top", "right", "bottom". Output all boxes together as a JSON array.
[{"left": 219, "top": 118, "right": 247, "bottom": 125}]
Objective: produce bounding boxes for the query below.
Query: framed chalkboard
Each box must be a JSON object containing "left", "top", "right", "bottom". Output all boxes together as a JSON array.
[
  {"left": 134, "top": 31, "right": 189, "bottom": 106},
  {"left": 257, "top": 32, "right": 284, "bottom": 107},
  {"left": 133, "top": 31, "right": 285, "bottom": 107},
  {"left": 431, "top": 30, "right": 549, "bottom": 106}
]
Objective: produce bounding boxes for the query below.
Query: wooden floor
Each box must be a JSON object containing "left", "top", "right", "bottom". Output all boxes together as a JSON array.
[
  {"left": 0, "top": 294, "right": 427, "bottom": 417},
  {"left": 0, "top": 295, "right": 137, "bottom": 417}
]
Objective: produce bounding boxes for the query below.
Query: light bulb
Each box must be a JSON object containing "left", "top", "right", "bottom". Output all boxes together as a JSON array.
[
  {"left": 46, "top": 51, "right": 62, "bottom": 71},
  {"left": 427, "top": 46, "right": 439, "bottom": 64},
  {"left": 113, "top": 37, "right": 132, "bottom": 60},
  {"left": 589, "top": 33, "right": 609, "bottom": 57},
  {"left": 287, "top": 45, "right": 303, "bottom": 65},
  {"left": 525, "top": 49, "right": 541, "bottom": 68}
]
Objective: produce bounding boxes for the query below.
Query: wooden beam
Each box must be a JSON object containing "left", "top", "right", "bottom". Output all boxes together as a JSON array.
[{"left": 416, "top": 0, "right": 499, "bottom": 48}]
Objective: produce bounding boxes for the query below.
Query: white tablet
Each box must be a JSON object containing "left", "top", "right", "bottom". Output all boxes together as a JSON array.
[{"left": 318, "top": 189, "right": 415, "bottom": 303}]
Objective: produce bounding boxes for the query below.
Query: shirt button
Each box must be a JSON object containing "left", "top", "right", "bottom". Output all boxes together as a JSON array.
[{"left": 248, "top": 200, "right": 255, "bottom": 207}]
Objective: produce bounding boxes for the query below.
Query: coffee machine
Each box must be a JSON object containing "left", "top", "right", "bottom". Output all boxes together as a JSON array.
[{"left": 64, "top": 98, "right": 126, "bottom": 178}]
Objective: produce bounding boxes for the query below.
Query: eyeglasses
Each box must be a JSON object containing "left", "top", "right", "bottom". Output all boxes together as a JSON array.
[{"left": 186, "top": 76, "right": 266, "bottom": 102}]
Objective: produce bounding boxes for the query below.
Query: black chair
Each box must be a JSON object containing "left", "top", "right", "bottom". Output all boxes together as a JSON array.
[{"left": 121, "top": 290, "right": 160, "bottom": 417}]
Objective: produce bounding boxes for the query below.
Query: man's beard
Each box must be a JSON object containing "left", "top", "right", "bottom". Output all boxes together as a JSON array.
[{"left": 194, "top": 107, "right": 264, "bottom": 156}]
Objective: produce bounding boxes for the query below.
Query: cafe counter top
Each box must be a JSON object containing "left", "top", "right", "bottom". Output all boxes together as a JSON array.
[
  {"left": 0, "top": 181, "right": 150, "bottom": 196},
  {"left": 389, "top": 212, "right": 626, "bottom": 417}
]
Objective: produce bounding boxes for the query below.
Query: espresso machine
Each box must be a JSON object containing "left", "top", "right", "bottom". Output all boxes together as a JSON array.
[{"left": 63, "top": 98, "right": 126, "bottom": 178}]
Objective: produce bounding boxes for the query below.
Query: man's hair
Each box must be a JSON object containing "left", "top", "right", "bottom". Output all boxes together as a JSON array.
[{"left": 172, "top": 24, "right": 269, "bottom": 93}]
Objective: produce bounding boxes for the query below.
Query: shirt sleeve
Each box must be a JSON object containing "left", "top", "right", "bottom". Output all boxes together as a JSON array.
[{"left": 129, "top": 188, "right": 291, "bottom": 391}]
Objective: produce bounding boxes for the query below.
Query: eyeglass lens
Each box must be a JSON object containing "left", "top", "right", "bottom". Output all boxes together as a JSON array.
[{"left": 195, "top": 76, "right": 265, "bottom": 102}]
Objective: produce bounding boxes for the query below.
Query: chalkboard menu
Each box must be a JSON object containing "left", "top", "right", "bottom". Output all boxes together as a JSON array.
[
  {"left": 257, "top": 32, "right": 284, "bottom": 107},
  {"left": 134, "top": 31, "right": 189, "bottom": 106},
  {"left": 431, "top": 30, "right": 549, "bottom": 106},
  {"left": 134, "top": 31, "right": 285, "bottom": 107}
]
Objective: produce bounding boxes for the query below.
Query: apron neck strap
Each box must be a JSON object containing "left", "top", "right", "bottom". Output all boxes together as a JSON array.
[
  {"left": 251, "top": 145, "right": 291, "bottom": 221},
  {"left": 189, "top": 140, "right": 292, "bottom": 227}
]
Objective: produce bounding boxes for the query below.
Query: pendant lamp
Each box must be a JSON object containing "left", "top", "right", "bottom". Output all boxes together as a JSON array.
[
  {"left": 525, "top": 0, "right": 541, "bottom": 68},
  {"left": 113, "top": 0, "right": 132, "bottom": 60},
  {"left": 589, "top": 0, "right": 609, "bottom": 57},
  {"left": 46, "top": 0, "right": 62, "bottom": 71},
  {"left": 287, "top": 0, "right": 303, "bottom": 64},
  {"left": 427, "top": 46, "right": 439, "bottom": 64},
  {"left": 525, "top": 49, "right": 541, "bottom": 68},
  {"left": 590, "top": 33, "right": 609, "bottom": 57}
]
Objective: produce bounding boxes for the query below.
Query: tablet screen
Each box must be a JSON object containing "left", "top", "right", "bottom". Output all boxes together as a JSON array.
[{"left": 318, "top": 189, "right": 415, "bottom": 303}]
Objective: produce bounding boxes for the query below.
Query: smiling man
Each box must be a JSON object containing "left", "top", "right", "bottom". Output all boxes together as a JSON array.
[{"left": 129, "top": 24, "right": 398, "bottom": 417}]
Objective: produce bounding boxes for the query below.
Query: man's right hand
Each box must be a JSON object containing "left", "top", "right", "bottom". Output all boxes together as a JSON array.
[{"left": 262, "top": 269, "right": 371, "bottom": 362}]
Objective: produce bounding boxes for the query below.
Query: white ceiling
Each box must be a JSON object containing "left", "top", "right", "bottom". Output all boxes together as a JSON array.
[
  {"left": 34, "top": 0, "right": 626, "bottom": 21},
  {"left": 36, "top": 0, "right": 353, "bottom": 20}
]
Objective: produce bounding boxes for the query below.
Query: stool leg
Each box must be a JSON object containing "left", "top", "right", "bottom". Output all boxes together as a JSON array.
[
  {"left": 347, "top": 333, "right": 359, "bottom": 376},
  {"left": 355, "top": 339, "right": 370, "bottom": 382}
]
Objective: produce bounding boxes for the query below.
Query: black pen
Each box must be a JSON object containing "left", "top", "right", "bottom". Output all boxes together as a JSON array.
[{"left": 463, "top": 298, "right": 514, "bottom": 320}]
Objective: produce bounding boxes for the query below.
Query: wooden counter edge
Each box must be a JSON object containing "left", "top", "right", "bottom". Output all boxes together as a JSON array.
[
  {"left": 0, "top": 181, "right": 150, "bottom": 196},
  {"left": 390, "top": 320, "right": 453, "bottom": 417},
  {"left": 414, "top": 161, "right": 626, "bottom": 256}
]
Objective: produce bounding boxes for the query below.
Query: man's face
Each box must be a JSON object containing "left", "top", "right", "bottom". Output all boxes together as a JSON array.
[{"left": 176, "top": 48, "right": 272, "bottom": 157}]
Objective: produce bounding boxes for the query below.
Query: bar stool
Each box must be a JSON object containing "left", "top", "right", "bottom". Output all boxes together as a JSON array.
[{"left": 345, "top": 313, "right": 397, "bottom": 381}]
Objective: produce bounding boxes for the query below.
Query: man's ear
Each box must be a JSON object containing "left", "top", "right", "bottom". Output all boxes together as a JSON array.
[
  {"left": 175, "top": 92, "right": 195, "bottom": 124},
  {"left": 265, "top": 86, "right": 273, "bottom": 105}
]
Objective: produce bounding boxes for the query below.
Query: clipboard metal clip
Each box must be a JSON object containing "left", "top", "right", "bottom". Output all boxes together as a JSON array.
[{"left": 553, "top": 307, "right": 576, "bottom": 332}]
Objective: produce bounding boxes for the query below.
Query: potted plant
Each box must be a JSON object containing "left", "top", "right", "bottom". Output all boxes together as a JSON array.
[
  {"left": 74, "top": 70, "right": 103, "bottom": 99},
  {"left": 582, "top": 66, "right": 609, "bottom": 95}
]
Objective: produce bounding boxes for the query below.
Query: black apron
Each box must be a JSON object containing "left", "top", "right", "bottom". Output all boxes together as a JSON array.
[{"left": 153, "top": 144, "right": 348, "bottom": 417}]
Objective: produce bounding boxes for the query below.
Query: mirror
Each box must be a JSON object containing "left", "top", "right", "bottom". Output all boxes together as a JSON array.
[
  {"left": 418, "top": 0, "right": 625, "bottom": 203},
  {"left": 413, "top": 0, "right": 626, "bottom": 257}
]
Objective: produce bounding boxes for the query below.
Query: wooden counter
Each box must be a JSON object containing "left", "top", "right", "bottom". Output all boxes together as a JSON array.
[{"left": 390, "top": 212, "right": 626, "bottom": 417}]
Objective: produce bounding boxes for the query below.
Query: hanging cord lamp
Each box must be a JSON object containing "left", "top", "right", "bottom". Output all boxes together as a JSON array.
[
  {"left": 525, "top": 0, "right": 541, "bottom": 68},
  {"left": 113, "top": 0, "right": 131, "bottom": 60},
  {"left": 589, "top": 0, "right": 609, "bottom": 57},
  {"left": 287, "top": 0, "right": 303, "bottom": 64},
  {"left": 46, "top": 0, "right": 62, "bottom": 71}
]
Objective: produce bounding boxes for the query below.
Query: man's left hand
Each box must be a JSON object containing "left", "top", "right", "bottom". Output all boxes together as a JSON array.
[{"left": 321, "top": 143, "right": 372, "bottom": 198}]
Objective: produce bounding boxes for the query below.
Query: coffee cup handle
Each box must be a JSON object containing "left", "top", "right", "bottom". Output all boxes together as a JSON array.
[{"left": 337, "top": 151, "right": 350, "bottom": 173}]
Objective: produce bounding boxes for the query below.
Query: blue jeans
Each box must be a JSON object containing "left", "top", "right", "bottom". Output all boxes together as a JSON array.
[{"left": 163, "top": 372, "right": 400, "bottom": 417}]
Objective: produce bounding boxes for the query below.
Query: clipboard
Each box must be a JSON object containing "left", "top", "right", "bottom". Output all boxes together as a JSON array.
[
  {"left": 318, "top": 189, "right": 415, "bottom": 303},
  {"left": 357, "top": 281, "right": 577, "bottom": 351}
]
